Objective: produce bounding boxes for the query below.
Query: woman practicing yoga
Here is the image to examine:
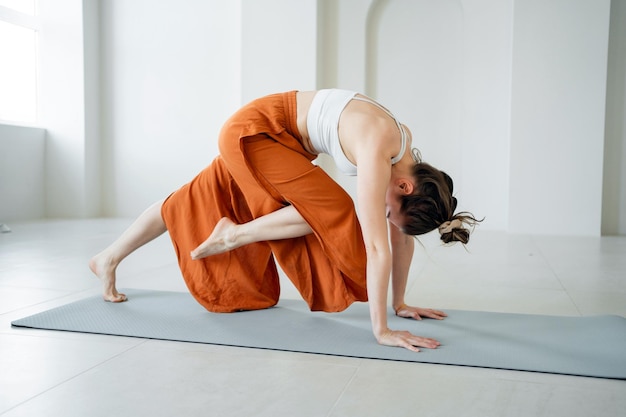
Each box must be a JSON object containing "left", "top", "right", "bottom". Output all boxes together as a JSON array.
[{"left": 90, "top": 89, "right": 479, "bottom": 352}]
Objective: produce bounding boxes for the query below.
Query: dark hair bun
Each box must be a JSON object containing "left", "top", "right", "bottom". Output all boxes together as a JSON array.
[
  {"left": 438, "top": 213, "right": 483, "bottom": 245},
  {"left": 440, "top": 227, "right": 470, "bottom": 245}
]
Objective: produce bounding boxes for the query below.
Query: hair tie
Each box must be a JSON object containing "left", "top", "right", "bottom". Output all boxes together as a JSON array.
[{"left": 438, "top": 219, "right": 463, "bottom": 235}]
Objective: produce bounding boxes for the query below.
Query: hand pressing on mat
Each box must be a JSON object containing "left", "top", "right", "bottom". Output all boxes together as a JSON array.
[
  {"left": 376, "top": 328, "right": 441, "bottom": 352},
  {"left": 394, "top": 304, "right": 448, "bottom": 321}
]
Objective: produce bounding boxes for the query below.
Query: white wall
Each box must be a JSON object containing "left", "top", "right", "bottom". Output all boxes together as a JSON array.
[
  {"left": 373, "top": 0, "right": 466, "bottom": 215},
  {"left": 241, "top": 0, "right": 318, "bottom": 102},
  {"left": 1, "top": 0, "right": 99, "bottom": 221},
  {"left": 38, "top": 0, "right": 98, "bottom": 218},
  {"left": 83, "top": 0, "right": 101, "bottom": 217},
  {"left": 0, "top": 124, "right": 45, "bottom": 221},
  {"left": 99, "top": 0, "right": 242, "bottom": 216},
  {"left": 99, "top": 0, "right": 322, "bottom": 216},
  {"left": 324, "top": 0, "right": 610, "bottom": 235},
  {"left": 509, "top": 0, "right": 610, "bottom": 235},
  {"left": 602, "top": 0, "right": 626, "bottom": 235},
  {"left": 457, "top": 0, "right": 514, "bottom": 232},
  {"left": 368, "top": 0, "right": 513, "bottom": 231},
  {"left": 1, "top": 0, "right": 623, "bottom": 236}
]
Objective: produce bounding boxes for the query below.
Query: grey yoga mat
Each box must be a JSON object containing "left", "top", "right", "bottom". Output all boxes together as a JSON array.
[{"left": 11, "top": 289, "right": 626, "bottom": 379}]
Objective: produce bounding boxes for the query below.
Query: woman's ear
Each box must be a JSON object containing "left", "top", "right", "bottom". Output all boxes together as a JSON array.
[{"left": 398, "top": 179, "right": 414, "bottom": 195}]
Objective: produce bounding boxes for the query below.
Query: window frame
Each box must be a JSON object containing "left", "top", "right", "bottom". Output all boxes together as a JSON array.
[{"left": 0, "top": 3, "right": 41, "bottom": 125}]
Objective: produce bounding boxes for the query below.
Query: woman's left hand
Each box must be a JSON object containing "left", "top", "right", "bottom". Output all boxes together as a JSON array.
[{"left": 395, "top": 304, "right": 448, "bottom": 321}]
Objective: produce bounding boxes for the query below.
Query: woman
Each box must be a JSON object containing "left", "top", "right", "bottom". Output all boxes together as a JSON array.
[{"left": 90, "top": 89, "right": 479, "bottom": 352}]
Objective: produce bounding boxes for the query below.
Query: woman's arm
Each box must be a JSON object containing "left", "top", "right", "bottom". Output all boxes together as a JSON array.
[
  {"left": 389, "top": 223, "right": 414, "bottom": 311},
  {"left": 355, "top": 145, "right": 441, "bottom": 352},
  {"left": 355, "top": 152, "right": 393, "bottom": 339},
  {"left": 389, "top": 224, "right": 447, "bottom": 320}
]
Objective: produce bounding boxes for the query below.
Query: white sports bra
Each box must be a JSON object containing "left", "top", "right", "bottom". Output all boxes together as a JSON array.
[{"left": 306, "top": 89, "right": 408, "bottom": 176}]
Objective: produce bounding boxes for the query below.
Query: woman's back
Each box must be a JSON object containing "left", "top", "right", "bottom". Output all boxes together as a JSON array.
[{"left": 296, "top": 89, "right": 410, "bottom": 173}]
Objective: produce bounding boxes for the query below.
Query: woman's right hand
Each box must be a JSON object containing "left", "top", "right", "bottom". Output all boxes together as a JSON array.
[{"left": 376, "top": 329, "right": 441, "bottom": 352}]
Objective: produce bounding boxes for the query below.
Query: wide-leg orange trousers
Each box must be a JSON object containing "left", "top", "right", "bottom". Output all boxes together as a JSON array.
[{"left": 161, "top": 91, "right": 367, "bottom": 313}]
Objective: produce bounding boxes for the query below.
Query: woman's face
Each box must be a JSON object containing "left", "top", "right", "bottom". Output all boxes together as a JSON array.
[{"left": 385, "top": 186, "right": 404, "bottom": 230}]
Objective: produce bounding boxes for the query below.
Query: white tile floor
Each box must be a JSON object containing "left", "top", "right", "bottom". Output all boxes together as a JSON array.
[{"left": 0, "top": 218, "right": 625, "bottom": 417}]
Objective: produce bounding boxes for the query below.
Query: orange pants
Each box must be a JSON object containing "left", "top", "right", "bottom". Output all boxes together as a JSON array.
[{"left": 161, "top": 91, "right": 367, "bottom": 313}]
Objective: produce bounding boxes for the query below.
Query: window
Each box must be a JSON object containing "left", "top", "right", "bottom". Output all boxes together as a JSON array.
[{"left": 0, "top": 0, "right": 39, "bottom": 124}]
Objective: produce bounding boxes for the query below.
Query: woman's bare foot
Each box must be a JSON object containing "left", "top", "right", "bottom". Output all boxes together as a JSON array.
[
  {"left": 89, "top": 254, "right": 127, "bottom": 302},
  {"left": 190, "top": 217, "right": 239, "bottom": 259}
]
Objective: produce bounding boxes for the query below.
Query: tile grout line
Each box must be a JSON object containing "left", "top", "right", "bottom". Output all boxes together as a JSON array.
[
  {"left": 530, "top": 236, "right": 583, "bottom": 317},
  {"left": 0, "top": 339, "right": 150, "bottom": 416},
  {"left": 0, "top": 287, "right": 99, "bottom": 319},
  {"left": 324, "top": 362, "right": 362, "bottom": 417}
]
